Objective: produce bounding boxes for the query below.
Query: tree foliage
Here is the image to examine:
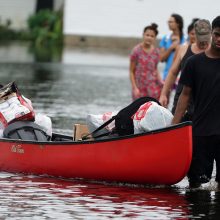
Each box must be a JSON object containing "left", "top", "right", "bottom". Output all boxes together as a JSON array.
[{"left": 28, "top": 9, "right": 63, "bottom": 46}]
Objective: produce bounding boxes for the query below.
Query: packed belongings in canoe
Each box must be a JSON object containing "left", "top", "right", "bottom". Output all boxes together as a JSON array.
[
  {"left": 0, "top": 82, "right": 35, "bottom": 128},
  {"left": 0, "top": 82, "right": 52, "bottom": 141},
  {"left": 86, "top": 111, "right": 119, "bottom": 139},
  {"left": 133, "top": 101, "right": 173, "bottom": 134},
  {"left": 83, "top": 96, "right": 173, "bottom": 140}
]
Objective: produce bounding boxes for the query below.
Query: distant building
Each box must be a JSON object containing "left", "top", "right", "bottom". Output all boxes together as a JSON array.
[
  {"left": 64, "top": 0, "right": 218, "bottom": 38},
  {"left": 63, "top": 0, "right": 219, "bottom": 49},
  {"left": 0, "top": 0, "right": 219, "bottom": 49}
]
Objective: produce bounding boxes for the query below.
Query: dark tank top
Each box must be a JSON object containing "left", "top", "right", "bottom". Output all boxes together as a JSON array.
[
  {"left": 172, "top": 45, "right": 195, "bottom": 118},
  {"left": 180, "top": 45, "right": 194, "bottom": 70}
]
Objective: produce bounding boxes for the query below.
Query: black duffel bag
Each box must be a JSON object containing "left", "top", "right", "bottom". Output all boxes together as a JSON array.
[
  {"left": 3, "top": 121, "right": 49, "bottom": 141},
  {"left": 82, "top": 96, "right": 160, "bottom": 140}
]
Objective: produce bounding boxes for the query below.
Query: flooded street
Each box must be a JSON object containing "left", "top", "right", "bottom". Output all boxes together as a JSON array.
[
  {"left": 0, "top": 173, "right": 190, "bottom": 219},
  {"left": 0, "top": 43, "right": 132, "bottom": 135},
  {"left": 0, "top": 43, "right": 219, "bottom": 219}
]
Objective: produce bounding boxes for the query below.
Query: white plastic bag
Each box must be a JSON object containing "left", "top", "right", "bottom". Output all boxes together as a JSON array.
[
  {"left": 34, "top": 113, "right": 52, "bottom": 137},
  {"left": 86, "top": 111, "right": 118, "bottom": 132},
  {"left": 133, "top": 101, "right": 173, "bottom": 134},
  {"left": 0, "top": 94, "right": 34, "bottom": 127},
  {"left": 0, "top": 122, "right": 4, "bottom": 138}
]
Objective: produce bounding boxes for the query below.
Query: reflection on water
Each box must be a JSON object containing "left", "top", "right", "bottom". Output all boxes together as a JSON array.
[
  {"left": 29, "top": 44, "right": 63, "bottom": 62},
  {"left": 185, "top": 189, "right": 220, "bottom": 219},
  {"left": 1, "top": 173, "right": 220, "bottom": 219},
  {"left": 0, "top": 173, "right": 190, "bottom": 219},
  {"left": 0, "top": 43, "right": 220, "bottom": 219}
]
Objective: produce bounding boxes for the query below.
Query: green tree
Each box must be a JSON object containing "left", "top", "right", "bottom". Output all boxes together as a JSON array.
[{"left": 28, "top": 9, "right": 63, "bottom": 46}]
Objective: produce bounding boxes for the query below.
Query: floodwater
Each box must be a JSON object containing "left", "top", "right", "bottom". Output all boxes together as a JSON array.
[{"left": 0, "top": 42, "right": 219, "bottom": 219}]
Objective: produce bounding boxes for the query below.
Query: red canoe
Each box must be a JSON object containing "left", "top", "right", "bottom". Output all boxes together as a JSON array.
[{"left": 0, "top": 122, "right": 192, "bottom": 185}]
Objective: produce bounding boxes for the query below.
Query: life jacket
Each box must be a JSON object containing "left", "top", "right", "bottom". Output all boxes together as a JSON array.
[
  {"left": 82, "top": 96, "right": 161, "bottom": 140},
  {"left": 0, "top": 82, "right": 35, "bottom": 127}
]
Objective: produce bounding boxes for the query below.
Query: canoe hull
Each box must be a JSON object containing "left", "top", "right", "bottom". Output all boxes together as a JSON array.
[{"left": 0, "top": 122, "right": 192, "bottom": 185}]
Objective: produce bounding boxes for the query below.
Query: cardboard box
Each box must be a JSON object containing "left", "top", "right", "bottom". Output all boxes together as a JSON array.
[{"left": 73, "top": 124, "right": 93, "bottom": 141}]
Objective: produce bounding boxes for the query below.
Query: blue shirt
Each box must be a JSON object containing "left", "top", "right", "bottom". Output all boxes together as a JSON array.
[{"left": 159, "top": 34, "right": 186, "bottom": 80}]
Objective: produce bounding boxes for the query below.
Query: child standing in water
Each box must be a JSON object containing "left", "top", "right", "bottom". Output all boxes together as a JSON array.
[{"left": 130, "top": 23, "right": 163, "bottom": 101}]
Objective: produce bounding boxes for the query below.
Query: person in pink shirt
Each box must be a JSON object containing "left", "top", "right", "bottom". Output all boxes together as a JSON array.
[{"left": 129, "top": 23, "right": 163, "bottom": 101}]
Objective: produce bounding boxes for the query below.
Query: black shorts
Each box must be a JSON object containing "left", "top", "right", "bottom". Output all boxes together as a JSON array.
[{"left": 188, "top": 135, "right": 220, "bottom": 183}]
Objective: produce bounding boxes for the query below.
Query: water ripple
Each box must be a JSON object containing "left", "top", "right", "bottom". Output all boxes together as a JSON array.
[{"left": 0, "top": 174, "right": 191, "bottom": 219}]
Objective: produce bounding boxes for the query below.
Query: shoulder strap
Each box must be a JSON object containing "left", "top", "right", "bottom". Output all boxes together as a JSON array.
[
  {"left": 81, "top": 115, "right": 117, "bottom": 140},
  {"left": 82, "top": 97, "right": 160, "bottom": 140}
]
